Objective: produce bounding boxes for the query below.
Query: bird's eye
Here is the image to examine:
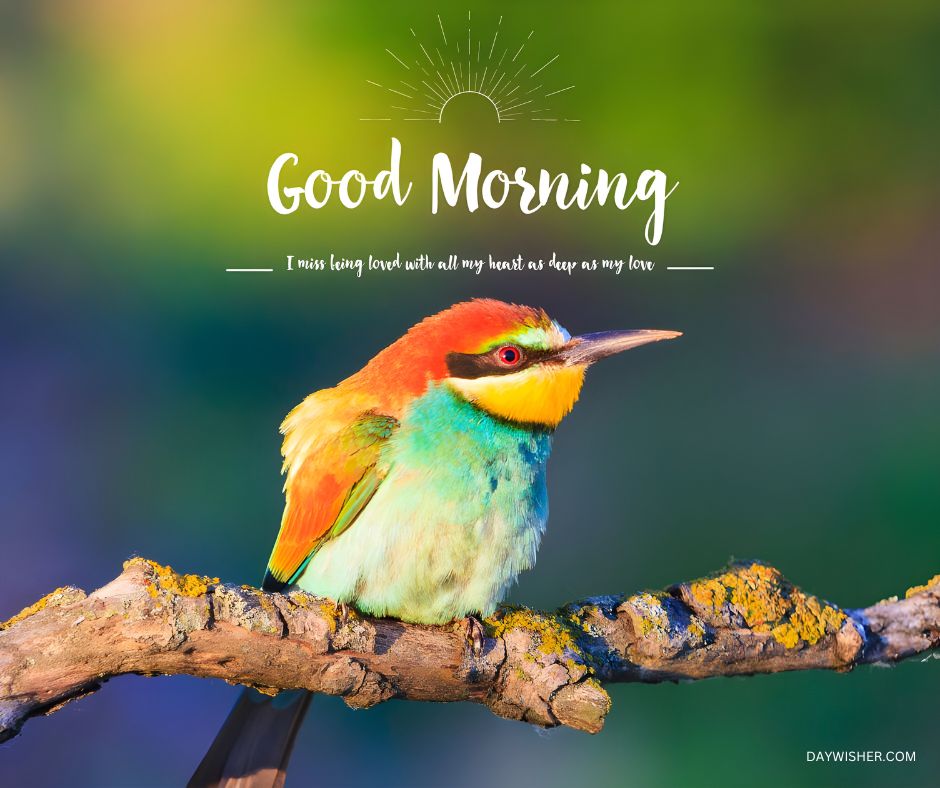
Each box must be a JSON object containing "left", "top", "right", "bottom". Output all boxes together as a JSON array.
[{"left": 496, "top": 345, "right": 523, "bottom": 367}]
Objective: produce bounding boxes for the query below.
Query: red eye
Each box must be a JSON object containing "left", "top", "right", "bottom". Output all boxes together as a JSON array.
[{"left": 496, "top": 345, "right": 523, "bottom": 367}]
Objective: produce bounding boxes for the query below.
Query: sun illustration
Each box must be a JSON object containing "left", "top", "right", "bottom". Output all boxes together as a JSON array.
[{"left": 361, "top": 12, "right": 577, "bottom": 124}]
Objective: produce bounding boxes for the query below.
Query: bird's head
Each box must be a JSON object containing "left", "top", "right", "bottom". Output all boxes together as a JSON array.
[{"left": 354, "top": 299, "right": 681, "bottom": 428}]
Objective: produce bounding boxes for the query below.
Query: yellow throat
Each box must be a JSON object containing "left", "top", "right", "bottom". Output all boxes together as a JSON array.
[{"left": 446, "top": 364, "right": 586, "bottom": 428}]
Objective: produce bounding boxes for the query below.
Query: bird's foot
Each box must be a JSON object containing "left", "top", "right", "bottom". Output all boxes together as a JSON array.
[
  {"left": 334, "top": 601, "right": 349, "bottom": 626},
  {"left": 463, "top": 615, "right": 485, "bottom": 657}
]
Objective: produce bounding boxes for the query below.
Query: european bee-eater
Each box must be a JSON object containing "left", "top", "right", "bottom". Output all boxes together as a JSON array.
[{"left": 191, "top": 299, "right": 680, "bottom": 787}]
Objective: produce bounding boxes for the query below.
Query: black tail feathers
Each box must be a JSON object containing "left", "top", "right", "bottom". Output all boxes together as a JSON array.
[{"left": 188, "top": 688, "right": 312, "bottom": 788}]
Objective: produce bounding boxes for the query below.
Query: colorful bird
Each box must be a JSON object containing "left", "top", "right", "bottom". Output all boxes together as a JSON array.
[{"left": 190, "top": 299, "right": 680, "bottom": 787}]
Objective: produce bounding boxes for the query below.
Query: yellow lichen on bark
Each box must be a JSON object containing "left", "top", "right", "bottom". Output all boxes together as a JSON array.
[
  {"left": 627, "top": 592, "right": 672, "bottom": 637},
  {"left": 905, "top": 574, "right": 940, "bottom": 598},
  {"left": 770, "top": 595, "right": 846, "bottom": 648},
  {"left": 0, "top": 587, "right": 75, "bottom": 631},
  {"left": 130, "top": 558, "right": 219, "bottom": 599},
  {"left": 688, "top": 562, "right": 845, "bottom": 648},
  {"left": 316, "top": 601, "right": 340, "bottom": 633},
  {"left": 486, "top": 607, "right": 581, "bottom": 657}
]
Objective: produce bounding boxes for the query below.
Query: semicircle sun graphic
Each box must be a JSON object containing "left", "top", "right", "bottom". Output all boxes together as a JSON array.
[{"left": 361, "top": 12, "right": 578, "bottom": 124}]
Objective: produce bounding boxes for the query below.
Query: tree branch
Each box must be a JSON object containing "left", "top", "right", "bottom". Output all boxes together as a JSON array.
[{"left": 1, "top": 558, "right": 937, "bottom": 742}]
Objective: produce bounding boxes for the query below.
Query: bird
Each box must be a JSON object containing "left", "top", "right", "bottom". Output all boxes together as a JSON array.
[{"left": 189, "top": 298, "right": 680, "bottom": 788}]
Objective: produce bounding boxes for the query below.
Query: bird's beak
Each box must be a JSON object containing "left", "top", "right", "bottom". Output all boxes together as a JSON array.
[{"left": 554, "top": 329, "right": 682, "bottom": 366}]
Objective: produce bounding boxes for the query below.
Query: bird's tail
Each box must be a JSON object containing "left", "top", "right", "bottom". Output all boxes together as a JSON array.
[{"left": 188, "top": 688, "right": 313, "bottom": 788}]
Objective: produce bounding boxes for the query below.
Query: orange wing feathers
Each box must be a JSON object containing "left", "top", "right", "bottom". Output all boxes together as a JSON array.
[{"left": 266, "top": 387, "right": 396, "bottom": 586}]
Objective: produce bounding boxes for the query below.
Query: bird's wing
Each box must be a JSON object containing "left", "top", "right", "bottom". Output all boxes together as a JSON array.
[{"left": 263, "top": 408, "right": 398, "bottom": 590}]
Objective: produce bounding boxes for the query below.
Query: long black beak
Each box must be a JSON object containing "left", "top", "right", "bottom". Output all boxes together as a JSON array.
[{"left": 555, "top": 329, "right": 682, "bottom": 366}]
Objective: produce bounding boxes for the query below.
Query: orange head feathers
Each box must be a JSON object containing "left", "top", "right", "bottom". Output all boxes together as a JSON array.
[{"left": 350, "top": 299, "right": 558, "bottom": 400}]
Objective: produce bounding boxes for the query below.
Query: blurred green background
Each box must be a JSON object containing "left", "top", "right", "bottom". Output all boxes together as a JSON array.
[{"left": 1, "top": 2, "right": 938, "bottom": 786}]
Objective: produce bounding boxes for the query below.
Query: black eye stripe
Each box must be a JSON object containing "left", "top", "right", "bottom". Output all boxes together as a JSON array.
[{"left": 446, "top": 347, "right": 555, "bottom": 379}]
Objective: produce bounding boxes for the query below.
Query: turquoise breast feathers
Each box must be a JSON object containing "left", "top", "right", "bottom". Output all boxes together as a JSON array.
[{"left": 294, "top": 384, "right": 552, "bottom": 624}]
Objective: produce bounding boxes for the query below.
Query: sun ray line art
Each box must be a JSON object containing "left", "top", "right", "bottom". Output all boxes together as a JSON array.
[
  {"left": 438, "top": 67, "right": 460, "bottom": 95},
  {"left": 512, "top": 30, "right": 534, "bottom": 63},
  {"left": 418, "top": 43, "right": 435, "bottom": 67},
  {"left": 432, "top": 53, "right": 455, "bottom": 94},
  {"left": 466, "top": 26, "right": 471, "bottom": 91},
  {"left": 507, "top": 62, "right": 527, "bottom": 84},
  {"left": 364, "top": 13, "right": 575, "bottom": 124},
  {"left": 498, "top": 79, "right": 523, "bottom": 101},
  {"left": 423, "top": 82, "right": 449, "bottom": 101},
  {"left": 441, "top": 64, "right": 459, "bottom": 95},
  {"left": 385, "top": 49, "right": 410, "bottom": 70},
  {"left": 484, "top": 63, "right": 504, "bottom": 91},
  {"left": 530, "top": 54, "right": 559, "bottom": 78},
  {"left": 441, "top": 68, "right": 458, "bottom": 96},
  {"left": 422, "top": 80, "right": 447, "bottom": 102},
  {"left": 500, "top": 65, "right": 525, "bottom": 93},
  {"left": 493, "top": 64, "right": 527, "bottom": 101},
  {"left": 489, "top": 16, "right": 502, "bottom": 59},
  {"left": 501, "top": 98, "right": 533, "bottom": 113}
]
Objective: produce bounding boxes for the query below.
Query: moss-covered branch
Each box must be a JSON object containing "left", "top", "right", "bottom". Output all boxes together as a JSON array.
[{"left": 1, "top": 558, "right": 937, "bottom": 742}]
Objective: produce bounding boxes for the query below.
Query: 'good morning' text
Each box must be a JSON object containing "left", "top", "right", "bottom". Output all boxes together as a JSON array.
[{"left": 267, "top": 138, "right": 677, "bottom": 246}]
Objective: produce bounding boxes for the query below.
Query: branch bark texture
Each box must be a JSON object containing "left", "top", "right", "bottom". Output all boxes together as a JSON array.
[{"left": 1, "top": 558, "right": 937, "bottom": 742}]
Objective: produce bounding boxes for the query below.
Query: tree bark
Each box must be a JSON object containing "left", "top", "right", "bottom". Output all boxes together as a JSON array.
[{"left": 1, "top": 558, "right": 937, "bottom": 742}]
